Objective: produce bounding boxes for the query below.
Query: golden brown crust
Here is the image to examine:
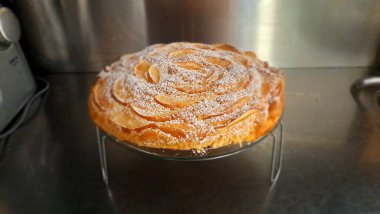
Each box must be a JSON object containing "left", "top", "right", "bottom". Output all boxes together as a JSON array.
[{"left": 88, "top": 42, "right": 284, "bottom": 150}]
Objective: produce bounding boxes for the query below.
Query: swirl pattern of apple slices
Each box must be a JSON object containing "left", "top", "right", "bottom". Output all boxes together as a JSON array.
[{"left": 89, "top": 42, "right": 284, "bottom": 148}]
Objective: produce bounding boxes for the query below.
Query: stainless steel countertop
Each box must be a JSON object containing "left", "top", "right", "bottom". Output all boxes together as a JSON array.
[{"left": 0, "top": 68, "right": 380, "bottom": 214}]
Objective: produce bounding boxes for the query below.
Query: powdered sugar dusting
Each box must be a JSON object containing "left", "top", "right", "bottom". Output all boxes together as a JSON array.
[{"left": 95, "top": 42, "right": 282, "bottom": 145}]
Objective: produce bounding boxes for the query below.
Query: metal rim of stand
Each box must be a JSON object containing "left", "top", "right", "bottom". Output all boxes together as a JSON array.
[
  {"left": 351, "top": 77, "right": 380, "bottom": 129},
  {"left": 96, "top": 121, "right": 284, "bottom": 186},
  {"left": 351, "top": 77, "right": 380, "bottom": 112}
]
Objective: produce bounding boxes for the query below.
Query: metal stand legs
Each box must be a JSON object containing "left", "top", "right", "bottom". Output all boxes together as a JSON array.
[
  {"left": 96, "top": 121, "right": 284, "bottom": 185},
  {"left": 96, "top": 128, "right": 109, "bottom": 185},
  {"left": 270, "top": 121, "right": 284, "bottom": 184}
]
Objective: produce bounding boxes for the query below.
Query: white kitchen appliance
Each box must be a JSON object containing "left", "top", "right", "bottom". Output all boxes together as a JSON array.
[{"left": 0, "top": 7, "right": 36, "bottom": 132}]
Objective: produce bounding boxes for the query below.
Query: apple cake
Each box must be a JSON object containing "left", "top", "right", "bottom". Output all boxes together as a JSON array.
[{"left": 88, "top": 42, "right": 284, "bottom": 150}]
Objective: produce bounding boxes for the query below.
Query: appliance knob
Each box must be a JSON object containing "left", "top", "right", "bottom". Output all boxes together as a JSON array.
[{"left": 0, "top": 7, "right": 21, "bottom": 45}]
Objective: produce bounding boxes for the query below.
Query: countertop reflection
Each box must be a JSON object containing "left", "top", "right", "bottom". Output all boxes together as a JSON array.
[{"left": 0, "top": 68, "right": 379, "bottom": 214}]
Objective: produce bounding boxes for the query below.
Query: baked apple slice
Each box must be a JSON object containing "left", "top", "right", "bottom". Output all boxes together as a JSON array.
[
  {"left": 210, "top": 118, "right": 233, "bottom": 129},
  {"left": 156, "top": 123, "right": 195, "bottom": 139},
  {"left": 203, "top": 69, "right": 223, "bottom": 84},
  {"left": 244, "top": 51, "right": 257, "bottom": 61},
  {"left": 155, "top": 94, "right": 205, "bottom": 108},
  {"left": 147, "top": 65, "right": 160, "bottom": 83},
  {"left": 214, "top": 75, "right": 250, "bottom": 95},
  {"left": 140, "top": 129, "right": 176, "bottom": 144},
  {"left": 92, "top": 79, "right": 113, "bottom": 111},
  {"left": 175, "top": 61, "right": 204, "bottom": 71},
  {"left": 110, "top": 108, "right": 152, "bottom": 130},
  {"left": 134, "top": 60, "right": 150, "bottom": 81},
  {"left": 233, "top": 55, "right": 249, "bottom": 68},
  {"left": 223, "top": 97, "right": 252, "bottom": 114},
  {"left": 202, "top": 96, "right": 251, "bottom": 119},
  {"left": 213, "top": 44, "right": 241, "bottom": 54},
  {"left": 111, "top": 78, "right": 132, "bottom": 105},
  {"left": 130, "top": 104, "right": 177, "bottom": 122},
  {"left": 176, "top": 83, "right": 211, "bottom": 94},
  {"left": 224, "top": 109, "right": 256, "bottom": 128},
  {"left": 204, "top": 56, "right": 231, "bottom": 68},
  {"left": 169, "top": 49, "right": 198, "bottom": 58}
]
